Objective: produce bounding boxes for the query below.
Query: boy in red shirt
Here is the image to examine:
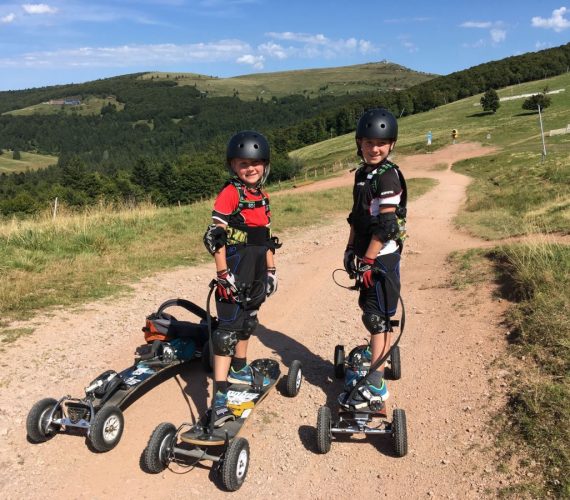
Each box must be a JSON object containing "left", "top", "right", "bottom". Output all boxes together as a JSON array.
[{"left": 203, "top": 131, "right": 279, "bottom": 426}]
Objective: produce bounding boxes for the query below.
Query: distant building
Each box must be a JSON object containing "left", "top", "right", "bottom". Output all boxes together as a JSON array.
[{"left": 48, "top": 96, "right": 81, "bottom": 106}]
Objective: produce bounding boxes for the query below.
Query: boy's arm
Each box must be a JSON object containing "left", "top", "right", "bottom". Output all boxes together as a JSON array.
[
  {"left": 365, "top": 206, "right": 396, "bottom": 259},
  {"left": 347, "top": 225, "right": 355, "bottom": 247},
  {"left": 266, "top": 248, "right": 275, "bottom": 269},
  {"left": 212, "top": 222, "right": 228, "bottom": 273}
]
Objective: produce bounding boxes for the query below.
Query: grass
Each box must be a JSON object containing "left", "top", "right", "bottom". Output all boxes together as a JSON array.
[
  {"left": 0, "top": 328, "right": 34, "bottom": 346},
  {"left": 3, "top": 96, "right": 124, "bottom": 117},
  {"left": 141, "top": 62, "right": 435, "bottom": 101},
  {"left": 292, "top": 72, "right": 570, "bottom": 153},
  {"left": 0, "top": 151, "right": 58, "bottom": 173},
  {"left": 490, "top": 241, "right": 570, "bottom": 498},
  {"left": 0, "top": 176, "right": 431, "bottom": 324}
]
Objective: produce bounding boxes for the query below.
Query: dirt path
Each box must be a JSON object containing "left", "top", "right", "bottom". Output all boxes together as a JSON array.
[{"left": 1, "top": 143, "right": 513, "bottom": 499}]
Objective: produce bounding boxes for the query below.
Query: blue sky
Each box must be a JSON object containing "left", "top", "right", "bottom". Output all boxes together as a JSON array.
[{"left": 0, "top": 1, "right": 569, "bottom": 91}]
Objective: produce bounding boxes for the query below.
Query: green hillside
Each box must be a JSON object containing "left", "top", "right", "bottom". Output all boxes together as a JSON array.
[
  {"left": 141, "top": 61, "right": 436, "bottom": 101},
  {"left": 3, "top": 96, "right": 124, "bottom": 117},
  {"left": 292, "top": 72, "right": 570, "bottom": 173},
  {"left": 0, "top": 151, "right": 58, "bottom": 173}
]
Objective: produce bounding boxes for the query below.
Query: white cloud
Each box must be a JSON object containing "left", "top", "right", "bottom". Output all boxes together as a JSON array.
[
  {"left": 1, "top": 13, "right": 16, "bottom": 23},
  {"left": 398, "top": 37, "right": 418, "bottom": 53},
  {"left": 532, "top": 7, "right": 570, "bottom": 32},
  {"left": 236, "top": 54, "right": 264, "bottom": 69},
  {"left": 0, "top": 40, "right": 253, "bottom": 68},
  {"left": 384, "top": 17, "right": 431, "bottom": 24},
  {"left": 267, "top": 32, "right": 328, "bottom": 44},
  {"left": 258, "top": 42, "right": 288, "bottom": 59},
  {"left": 460, "top": 19, "right": 506, "bottom": 46},
  {"left": 22, "top": 4, "right": 58, "bottom": 15},
  {"left": 462, "top": 39, "right": 486, "bottom": 48},
  {"left": 490, "top": 29, "right": 506, "bottom": 43},
  {"left": 264, "top": 31, "right": 378, "bottom": 58},
  {"left": 461, "top": 21, "right": 492, "bottom": 28},
  {"left": 535, "top": 41, "right": 552, "bottom": 49}
]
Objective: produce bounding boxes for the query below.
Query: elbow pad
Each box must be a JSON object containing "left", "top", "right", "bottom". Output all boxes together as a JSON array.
[
  {"left": 370, "top": 212, "right": 399, "bottom": 242},
  {"left": 203, "top": 224, "right": 227, "bottom": 255}
]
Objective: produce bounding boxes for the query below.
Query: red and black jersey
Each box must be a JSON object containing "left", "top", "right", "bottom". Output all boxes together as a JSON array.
[{"left": 212, "top": 179, "right": 271, "bottom": 229}]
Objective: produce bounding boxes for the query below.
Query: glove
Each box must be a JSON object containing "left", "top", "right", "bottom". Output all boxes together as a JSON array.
[
  {"left": 343, "top": 244, "right": 356, "bottom": 278},
  {"left": 266, "top": 267, "right": 278, "bottom": 297},
  {"left": 356, "top": 256, "right": 375, "bottom": 289},
  {"left": 216, "top": 269, "right": 238, "bottom": 301}
]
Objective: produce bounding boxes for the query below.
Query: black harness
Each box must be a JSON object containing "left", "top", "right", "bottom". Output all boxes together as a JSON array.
[
  {"left": 349, "top": 160, "right": 407, "bottom": 245},
  {"left": 225, "top": 179, "right": 280, "bottom": 248}
]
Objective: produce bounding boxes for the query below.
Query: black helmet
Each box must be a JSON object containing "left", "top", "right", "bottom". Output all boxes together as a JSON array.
[
  {"left": 355, "top": 108, "right": 398, "bottom": 157},
  {"left": 226, "top": 130, "right": 271, "bottom": 185}
]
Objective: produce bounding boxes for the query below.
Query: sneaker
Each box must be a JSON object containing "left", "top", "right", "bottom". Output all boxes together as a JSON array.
[
  {"left": 227, "top": 365, "right": 270, "bottom": 386},
  {"left": 337, "top": 376, "right": 389, "bottom": 411},
  {"left": 212, "top": 391, "right": 235, "bottom": 428},
  {"left": 364, "top": 376, "right": 389, "bottom": 401},
  {"left": 344, "top": 365, "right": 368, "bottom": 391}
]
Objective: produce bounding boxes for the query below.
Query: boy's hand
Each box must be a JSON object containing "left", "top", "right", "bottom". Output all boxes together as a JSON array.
[
  {"left": 343, "top": 245, "right": 356, "bottom": 278},
  {"left": 356, "top": 256, "right": 375, "bottom": 288},
  {"left": 266, "top": 267, "right": 278, "bottom": 297},
  {"left": 216, "top": 269, "right": 238, "bottom": 301}
]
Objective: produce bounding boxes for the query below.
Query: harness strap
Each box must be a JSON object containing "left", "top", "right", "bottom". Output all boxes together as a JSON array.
[{"left": 228, "top": 179, "right": 271, "bottom": 216}]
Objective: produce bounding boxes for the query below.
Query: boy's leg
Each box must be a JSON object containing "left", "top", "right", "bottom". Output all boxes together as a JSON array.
[
  {"left": 212, "top": 353, "right": 236, "bottom": 427},
  {"left": 370, "top": 330, "right": 392, "bottom": 376}
]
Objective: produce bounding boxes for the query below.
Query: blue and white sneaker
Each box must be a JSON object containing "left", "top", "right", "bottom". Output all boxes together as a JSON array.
[
  {"left": 227, "top": 365, "right": 271, "bottom": 386},
  {"left": 344, "top": 366, "right": 368, "bottom": 391},
  {"left": 338, "top": 374, "right": 389, "bottom": 410},
  {"left": 212, "top": 391, "right": 235, "bottom": 427}
]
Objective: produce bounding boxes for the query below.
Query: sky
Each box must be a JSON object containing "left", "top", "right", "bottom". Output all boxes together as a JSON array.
[{"left": 0, "top": 1, "right": 569, "bottom": 91}]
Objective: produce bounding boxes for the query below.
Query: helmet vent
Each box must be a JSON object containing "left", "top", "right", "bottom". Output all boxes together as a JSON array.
[
  {"left": 254, "top": 144, "right": 259, "bottom": 149},
  {"left": 381, "top": 124, "right": 386, "bottom": 128}
]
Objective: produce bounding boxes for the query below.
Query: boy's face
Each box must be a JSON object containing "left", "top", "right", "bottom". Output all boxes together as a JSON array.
[
  {"left": 358, "top": 138, "right": 395, "bottom": 165},
  {"left": 230, "top": 157, "right": 265, "bottom": 187}
]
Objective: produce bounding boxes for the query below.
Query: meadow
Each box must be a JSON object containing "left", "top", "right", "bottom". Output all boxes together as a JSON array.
[
  {"left": 0, "top": 150, "right": 58, "bottom": 173},
  {"left": 141, "top": 62, "right": 434, "bottom": 101},
  {"left": 2, "top": 96, "right": 124, "bottom": 117},
  {"left": 0, "top": 177, "right": 436, "bottom": 328}
]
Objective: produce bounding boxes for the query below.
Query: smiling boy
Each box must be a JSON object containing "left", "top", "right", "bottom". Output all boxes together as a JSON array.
[
  {"left": 340, "top": 108, "right": 407, "bottom": 410},
  {"left": 203, "top": 130, "right": 279, "bottom": 426}
]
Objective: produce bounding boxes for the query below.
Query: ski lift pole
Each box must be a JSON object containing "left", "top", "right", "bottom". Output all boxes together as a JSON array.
[{"left": 538, "top": 104, "right": 547, "bottom": 162}]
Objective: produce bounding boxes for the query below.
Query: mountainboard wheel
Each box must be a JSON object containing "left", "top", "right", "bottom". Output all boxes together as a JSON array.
[
  {"left": 26, "top": 397, "right": 60, "bottom": 443},
  {"left": 392, "top": 408, "right": 408, "bottom": 457},
  {"left": 386, "top": 345, "right": 401, "bottom": 380},
  {"left": 89, "top": 404, "right": 124, "bottom": 452},
  {"left": 285, "top": 359, "right": 303, "bottom": 397},
  {"left": 334, "top": 345, "right": 345, "bottom": 379},
  {"left": 316, "top": 406, "right": 332, "bottom": 454},
  {"left": 221, "top": 437, "right": 250, "bottom": 491},
  {"left": 143, "top": 422, "right": 177, "bottom": 473}
]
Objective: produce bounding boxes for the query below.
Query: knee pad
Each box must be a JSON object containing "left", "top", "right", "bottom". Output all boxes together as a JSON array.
[
  {"left": 211, "top": 329, "right": 238, "bottom": 356},
  {"left": 362, "top": 313, "right": 388, "bottom": 335},
  {"left": 238, "top": 315, "right": 258, "bottom": 341}
]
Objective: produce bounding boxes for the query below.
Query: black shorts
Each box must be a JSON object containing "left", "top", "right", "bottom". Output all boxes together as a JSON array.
[
  {"left": 215, "top": 244, "right": 267, "bottom": 332},
  {"left": 358, "top": 252, "right": 401, "bottom": 321}
]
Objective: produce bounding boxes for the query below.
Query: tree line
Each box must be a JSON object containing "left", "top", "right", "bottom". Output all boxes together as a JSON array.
[{"left": 1, "top": 42, "right": 569, "bottom": 217}]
